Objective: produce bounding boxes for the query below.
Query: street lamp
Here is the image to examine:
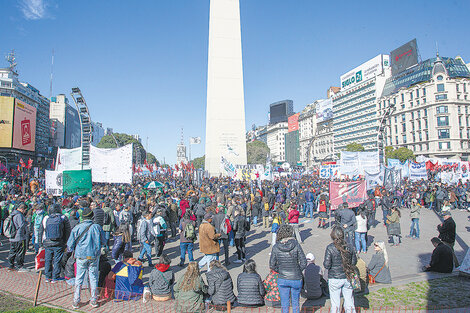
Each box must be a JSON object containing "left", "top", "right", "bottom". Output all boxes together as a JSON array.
[{"left": 377, "top": 103, "right": 396, "bottom": 165}]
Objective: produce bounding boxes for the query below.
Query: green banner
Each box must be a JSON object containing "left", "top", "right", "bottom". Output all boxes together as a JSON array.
[{"left": 63, "top": 169, "right": 92, "bottom": 196}]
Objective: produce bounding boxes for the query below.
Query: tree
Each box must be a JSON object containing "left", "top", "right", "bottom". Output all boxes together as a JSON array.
[
  {"left": 192, "top": 156, "right": 205, "bottom": 169},
  {"left": 345, "top": 142, "right": 365, "bottom": 152},
  {"left": 97, "top": 133, "right": 157, "bottom": 165},
  {"left": 247, "top": 140, "right": 270, "bottom": 164},
  {"left": 386, "top": 146, "right": 415, "bottom": 163},
  {"left": 146, "top": 152, "right": 159, "bottom": 165}
]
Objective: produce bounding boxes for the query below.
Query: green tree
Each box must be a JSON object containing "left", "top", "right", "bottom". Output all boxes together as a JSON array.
[
  {"left": 387, "top": 147, "right": 415, "bottom": 163},
  {"left": 97, "top": 133, "right": 156, "bottom": 165},
  {"left": 247, "top": 140, "right": 270, "bottom": 164},
  {"left": 345, "top": 142, "right": 365, "bottom": 152},
  {"left": 146, "top": 152, "right": 159, "bottom": 165},
  {"left": 192, "top": 155, "right": 205, "bottom": 169}
]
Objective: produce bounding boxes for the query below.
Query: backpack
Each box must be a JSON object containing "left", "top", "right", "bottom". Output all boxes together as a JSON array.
[
  {"left": 184, "top": 222, "right": 196, "bottom": 240},
  {"left": 103, "top": 211, "right": 111, "bottom": 226},
  {"left": 264, "top": 202, "right": 269, "bottom": 211},
  {"left": 45, "top": 214, "right": 65, "bottom": 240},
  {"left": 3, "top": 214, "right": 16, "bottom": 238},
  {"left": 220, "top": 219, "right": 228, "bottom": 235}
]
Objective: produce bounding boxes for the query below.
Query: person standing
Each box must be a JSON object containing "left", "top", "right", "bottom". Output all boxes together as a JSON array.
[
  {"left": 386, "top": 206, "right": 401, "bottom": 246},
  {"left": 288, "top": 204, "right": 302, "bottom": 244},
  {"left": 67, "top": 207, "right": 105, "bottom": 309},
  {"left": 7, "top": 203, "right": 29, "bottom": 272},
  {"left": 269, "top": 224, "right": 307, "bottom": 313},
  {"left": 335, "top": 202, "right": 356, "bottom": 247},
  {"left": 408, "top": 199, "right": 421, "bottom": 239},
  {"left": 305, "top": 188, "right": 315, "bottom": 218},
  {"left": 232, "top": 209, "right": 248, "bottom": 263},
  {"left": 354, "top": 209, "right": 367, "bottom": 253},
  {"left": 179, "top": 212, "right": 196, "bottom": 266},
  {"left": 39, "top": 204, "right": 71, "bottom": 283},
  {"left": 437, "top": 211, "right": 459, "bottom": 267},
  {"left": 137, "top": 211, "right": 154, "bottom": 267},
  {"left": 198, "top": 212, "right": 220, "bottom": 271},
  {"left": 213, "top": 206, "right": 230, "bottom": 266},
  {"left": 323, "top": 227, "right": 357, "bottom": 313},
  {"left": 102, "top": 201, "right": 115, "bottom": 252}
]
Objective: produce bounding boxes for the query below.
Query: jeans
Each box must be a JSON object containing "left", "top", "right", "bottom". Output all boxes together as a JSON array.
[
  {"left": 235, "top": 237, "right": 246, "bottom": 260},
  {"left": 328, "top": 278, "right": 356, "bottom": 313},
  {"left": 8, "top": 240, "right": 26, "bottom": 269},
  {"left": 344, "top": 229, "right": 355, "bottom": 247},
  {"left": 409, "top": 218, "right": 420, "bottom": 238},
  {"left": 74, "top": 257, "right": 99, "bottom": 303},
  {"left": 277, "top": 278, "right": 302, "bottom": 313},
  {"left": 198, "top": 253, "right": 218, "bottom": 271},
  {"left": 103, "top": 231, "right": 111, "bottom": 251},
  {"left": 253, "top": 215, "right": 258, "bottom": 226},
  {"left": 45, "top": 246, "right": 64, "bottom": 280},
  {"left": 382, "top": 208, "right": 389, "bottom": 224},
  {"left": 354, "top": 232, "right": 367, "bottom": 252},
  {"left": 180, "top": 242, "right": 194, "bottom": 262},
  {"left": 306, "top": 202, "right": 314, "bottom": 218},
  {"left": 218, "top": 238, "right": 229, "bottom": 263},
  {"left": 290, "top": 223, "right": 302, "bottom": 243},
  {"left": 139, "top": 242, "right": 153, "bottom": 265},
  {"left": 229, "top": 230, "right": 235, "bottom": 246}
]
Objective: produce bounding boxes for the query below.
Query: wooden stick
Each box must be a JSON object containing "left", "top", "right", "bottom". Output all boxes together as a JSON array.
[
  {"left": 227, "top": 300, "right": 231, "bottom": 313},
  {"left": 34, "top": 270, "right": 42, "bottom": 306}
]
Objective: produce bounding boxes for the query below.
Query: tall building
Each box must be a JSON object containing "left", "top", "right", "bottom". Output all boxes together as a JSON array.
[
  {"left": 270, "top": 100, "right": 294, "bottom": 124},
  {"left": 91, "top": 121, "right": 105, "bottom": 146},
  {"left": 332, "top": 55, "right": 391, "bottom": 152},
  {"left": 267, "top": 122, "right": 288, "bottom": 163},
  {"left": 50, "top": 94, "right": 81, "bottom": 149},
  {"left": 0, "top": 64, "right": 51, "bottom": 167},
  {"left": 298, "top": 102, "right": 317, "bottom": 166},
  {"left": 205, "top": 0, "right": 247, "bottom": 176},
  {"left": 380, "top": 55, "right": 470, "bottom": 160}
]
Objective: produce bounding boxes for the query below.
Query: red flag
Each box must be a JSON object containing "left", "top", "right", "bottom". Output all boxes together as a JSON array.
[
  {"left": 132, "top": 163, "right": 136, "bottom": 174},
  {"left": 27, "top": 158, "right": 33, "bottom": 169},
  {"left": 51, "top": 158, "right": 55, "bottom": 170},
  {"left": 17, "top": 165, "right": 20, "bottom": 172},
  {"left": 19, "top": 158, "right": 26, "bottom": 168},
  {"left": 175, "top": 164, "right": 179, "bottom": 171}
]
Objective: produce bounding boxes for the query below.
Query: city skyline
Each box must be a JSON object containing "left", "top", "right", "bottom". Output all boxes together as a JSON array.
[{"left": 2, "top": 0, "right": 470, "bottom": 164}]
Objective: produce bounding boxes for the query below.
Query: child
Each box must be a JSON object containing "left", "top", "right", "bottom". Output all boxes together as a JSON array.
[{"left": 270, "top": 212, "right": 280, "bottom": 248}]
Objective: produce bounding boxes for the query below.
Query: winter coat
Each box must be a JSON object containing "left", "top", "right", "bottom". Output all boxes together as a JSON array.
[
  {"left": 138, "top": 218, "right": 154, "bottom": 244},
  {"left": 410, "top": 204, "right": 420, "bottom": 219},
  {"left": 429, "top": 242, "right": 454, "bottom": 273},
  {"left": 367, "top": 253, "right": 391, "bottom": 284},
  {"left": 335, "top": 209, "right": 356, "bottom": 232},
  {"left": 232, "top": 215, "right": 247, "bottom": 239},
  {"left": 212, "top": 212, "right": 228, "bottom": 240},
  {"left": 252, "top": 199, "right": 261, "bottom": 218},
  {"left": 206, "top": 267, "right": 236, "bottom": 305},
  {"left": 269, "top": 238, "right": 307, "bottom": 281},
  {"left": 302, "top": 263, "right": 322, "bottom": 299},
  {"left": 102, "top": 207, "right": 115, "bottom": 232},
  {"left": 438, "top": 217, "right": 456, "bottom": 245},
  {"left": 263, "top": 270, "right": 280, "bottom": 304},
  {"left": 67, "top": 220, "right": 105, "bottom": 259},
  {"left": 237, "top": 272, "right": 265, "bottom": 306},
  {"left": 179, "top": 218, "right": 196, "bottom": 243},
  {"left": 198, "top": 221, "right": 220, "bottom": 255},
  {"left": 355, "top": 215, "right": 367, "bottom": 233},
  {"left": 9, "top": 210, "right": 28, "bottom": 242},
  {"left": 174, "top": 276, "right": 207, "bottom": 313},
  {"left": 93, "top": 207, "right": 105, "bottom": 227},
  {"left": 323, "top": 242, "right": 357, "bottom": 279},
  {"left": 386, "top": 211, "right": 401, "bottom": 236},
  {"left": 38, "top": 214, "right": 71, "bottom": 248},
  {"left": 149, "top": 268, "right": 174, "bottom": 296},
  {"left": 288, "top": 209, "right": 299, "bottom": 224}
]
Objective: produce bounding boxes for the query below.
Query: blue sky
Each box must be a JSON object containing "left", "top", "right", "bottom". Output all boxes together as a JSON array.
[{"left": 2, "top": 0, "right": 470, "bottom": 164}]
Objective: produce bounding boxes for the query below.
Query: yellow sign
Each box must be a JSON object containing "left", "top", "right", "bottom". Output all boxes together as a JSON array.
[{"left": 0, "top": 96, "right": 14, "bottom": 148}]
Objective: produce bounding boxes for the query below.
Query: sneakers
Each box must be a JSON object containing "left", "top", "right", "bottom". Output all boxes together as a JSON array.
[
  {"left": 143, "top": 287, "right": 151, "bottom": 304},
  {"left": 233, "top": 259, "right": 243, "bottom": 264},
  {"left": 72, "top": 302, "right": 80, "bottom": 309},
  {"left": 44, "top": 278, "right": 51, "bottom": 283},
  {"left": 90, "top": 300, "right": 99, "bottom": 308}
]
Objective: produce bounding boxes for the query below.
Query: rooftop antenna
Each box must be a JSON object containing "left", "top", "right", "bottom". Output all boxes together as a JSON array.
[
  {"left": 436, "top": 41, "right": 439, "bottom": 58},
  {"left": 180, "top": 127, "right": 184, "bottom": 144},
  {"left": 49, "top": 49, "right": 54, "bottom": 99},
  {"left": 5, "top": 50, "right": 17, "bottom": 71}
]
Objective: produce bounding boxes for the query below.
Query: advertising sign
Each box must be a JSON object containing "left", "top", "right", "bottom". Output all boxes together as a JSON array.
[
  {"left": 340, "top": 55, "right": 390, "bottom": 90},
  {"left": 0, "top": 96, "right": 14, "bottom": 148},
  {"left": 316, "top": 98, "right": 333, "bottom": 123},
  {"left": 45, "top": 170, "right": 63, "bottom": 196},
  {"left": 288, "top": 113, "right": 300, "bottom": 132},
  {"left": 63, "top": 169, "right": 92, "bottom": 196},
  {"left": 390, "top": 39, "right": 418, "bottom": 75},
  {"left": 329, "top": 181, "right": 367, "bottom": 210},
  {"left": 12, "top": 99, "right": 36, "bottom": 151}
]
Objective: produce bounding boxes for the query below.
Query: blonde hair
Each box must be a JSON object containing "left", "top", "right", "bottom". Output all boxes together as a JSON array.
[{"left": 375, "top": 241, "right": 388, "bottom": 265}]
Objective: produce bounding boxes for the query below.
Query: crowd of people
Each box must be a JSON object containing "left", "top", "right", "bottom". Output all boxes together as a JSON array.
[{"left": 0, "top": 171, "right": 467, "bottom": 312}]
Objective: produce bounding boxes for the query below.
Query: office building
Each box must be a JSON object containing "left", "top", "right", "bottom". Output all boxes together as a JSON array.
[
  {"left": 267, "top": 122, "right": 288, "bottom": 163},
  {"left": 50, "top": 94, "right": 81, "bottom": 149},
  {"left": 298, "top": 102, "right": 316, "bottom": 166},
  {"left": 269, "top": 100, "right": 294, "bottom": 125},
  {"left": 91, "top": 121, "right": 105, "bottom": 146}
]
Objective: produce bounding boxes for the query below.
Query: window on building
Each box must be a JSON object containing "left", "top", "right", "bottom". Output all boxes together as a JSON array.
[
  {"left": 465, "top": 95, "right": 468, "bottom": 100},
  {"left": 437, "top": 84, "right": 445, "bottom": 92},
  {"left": 410, "top": 92, "right": 413, "bottom": 100},
  {"left": 436, "top": 106, "right": 448, "bottom": 114},
  {"left": 418, "top": 110, "right": 421, "bottom": 118},
  {"left": 403, "top": 134, "right": 407, "bottom": 143},
  {"left": 402, "top": 114, "right": 405, "bottom": 122},
  {"left": 439, "top": 142, "right": 450, "bottom": 150},
  {"left": 437, "top": 75, "right": 444, "bottom": 81},
  {"left": 412, "top": 133, "right": 416, "bottom": 142},
  {"left": 423, "top": 98, "right": 427, "bottom": 103},
  {"left": 401, "top": 94, "right": 404, "bottom": 102},
  {"left": 394, "top": 116, "right": 398, "bottom": 123},
  {"left": 459, "top": 116, "right": 462, "bottom": 127},
  {"left": 416, "top": 89, "right": 420, "bottom": 98},
  {"left": 402, "top": 124, "right": 406, "bottom": 132},
  {"left": 416, "top": 99, "right": 420, "bottom": 105},
  {"left": 457, "top": 84, "right": 460, "bottom": 92},
  {"left": 437, "top": 116, "right": 449, "bottom": 126},
  {"left": 458, "top": 94, "right": 461, "bottom": 100},
  {"left": 460, "top": 129, "right": 463, "bottom": 139},
  {"left": 401, "top": 104, "right": 405, "bottom": 109},
  {"left": 423, "top": 88, "right": 426, "bottom": 96},
  {"left": 410, "top": 101, "right": 413, "bottom": 108},
  {"left": 466, "top": 106, "right": 468, "bottom": 114},
  {"left": 394, "top": 125, "right": 398, "bottom": 133},
  {"left": 412, "top": 122, "right": 415, "bottom": 131},
  {"left": 425, "top": 119, "right": 428, "bottom": 128},
  {"left": 395, "top": 136, "right": 398, "bottom": 145},
  {"left": 436, "top": 94, "right": 447, "bottom": 101},
  {"left": 424, "top": 108, "right": 427, "bottom": 116},
  {"left": 394, "top": 98, "right": 397, "bottom": 104},
  {"left": 458, "top": 106, "right": 461, "bottom": 114},
  {"left": 411, "top": 112, "right": 414, "bottom": 119},
  {"left": 418, "top": 120, "right": 421, "bottom": 130},
  {"left": 425, "top": 131, "right": 429, "bottom": 140},
  {"left": 438, "top": 129, "right": 450, "bottom": 139},
  {"left": 464, "top": 83, "right": 467, "bottom": 93},
  {"left": 419, "top": 132, "right": 422, "bottom": 141}
]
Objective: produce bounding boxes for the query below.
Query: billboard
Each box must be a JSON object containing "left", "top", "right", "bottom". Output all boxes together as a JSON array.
[
  {"left": 0, "top": 96, "right": 14, "bottom": 148},
  {"left": 288, "top": 113, "right": 300, "bottom": 132},
  {"left": 340, "top": 54, "right": 390, "bottom": 90},
  {"left": 390, "top": 39, "right": 418, "bottom": 75},
  {"left": 316, "top": 98, "right": 333, "bottom": 123},
  {"left": 12, "top": 99, "right": 36, "bottom": 151}
]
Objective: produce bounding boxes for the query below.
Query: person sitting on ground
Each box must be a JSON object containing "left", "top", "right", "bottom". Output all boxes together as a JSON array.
[
  {"left": 174, "top": 262, "right": 208, "bottom": 313},
  {"left": 301, "top": 253, "right": 324, "bottom": 300},
  {"left": 107, "top": 250, "right": 144, "bottom": 301},
  {"left": 206, "top": 260, "right": 236, "bottom": 310},
  {"left": 367, "top": 241, "right": 391, "bottom": 284},
  {"left": 422, "top": 237, "right": 454, "bottom": 273},
  {"left": 237, "top": 259, "right": 266, "bottom": 307},
  {"left": 263, "top": 269, "right": 281, "bottom": 308},
  {"left": 148, "top": 254, "right": 174, "bottom": 302},
  {"left": 355, "top": 253, "right": 368, "bottom": 293}
]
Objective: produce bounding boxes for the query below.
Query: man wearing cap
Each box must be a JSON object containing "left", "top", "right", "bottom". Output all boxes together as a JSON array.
[
  {"left": 67, "top": 207, "right": 105, "bottom": 309},
  {"left": 198, "top": 212, "right": 220, "bottom": 271},
  {"left": 301, "top": 253, "right": 323, "bottom": 300},
  {"left": 437, "top": 211, "right": 459, "bottom": 267}
]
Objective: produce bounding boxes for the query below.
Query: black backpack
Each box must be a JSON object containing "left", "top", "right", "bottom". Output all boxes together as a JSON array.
[
  {"left": 103, "top": 211, "right": 111, "bottom": 226},
  {"left": 45, "top": 214, "right": 65, "bottom": 240}
]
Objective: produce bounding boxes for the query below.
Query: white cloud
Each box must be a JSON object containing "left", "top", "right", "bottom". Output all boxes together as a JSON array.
[{"left": 19, "top": 0, "right": 49, "bottom": 20}]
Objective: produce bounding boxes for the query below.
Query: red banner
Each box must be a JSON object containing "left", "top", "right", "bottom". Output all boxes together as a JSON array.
[
  {"left": 329, "top": 181, "right": 367, "bottom": 210},
  {"left": 288, "top": 113, "right": 300, "bottom": 132}
]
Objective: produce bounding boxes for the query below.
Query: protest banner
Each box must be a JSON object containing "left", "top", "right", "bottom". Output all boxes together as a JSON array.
[
  {"left": 45, "top": 170, "right": 62, "bottom": 196},
  {"left": 63, "top": 169, "right": 92, "bottom": 196},
  {"left": 90, "top": 144, "right": 133, "bottom": 184},
  {"left": 410, "top": 162, "right": 428, "bottom": 181},
  {"left": 329, "top": 181, "right": 367, "bottom": 210}
]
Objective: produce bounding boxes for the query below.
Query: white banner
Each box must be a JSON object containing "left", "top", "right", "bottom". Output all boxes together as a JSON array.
[
  {"left": 387, "top": 159, "right": 410, "bottom": 177},
  {"left": 233, "top": 164, "right": 264, "bottom": 181},
  {"left": 263, "top": 154, "right": 273, "bottom": 181},
  {"left": 56, "top": 147, "right": 83, "bottom": 172},
  {"left": 409, "top": 162, "right": 427, "bottom": 181},
  {"left": 90, "top": 144, "right": 133, "bottom": 184},
  {"left": 340, "top": 151, "right": 379, "bottom": 177},
  {"left": 320, "top": 164, "right": 340, "bottom": 179},
  {"left": 365, "top": 168, "right": 384, "bottom": 190},
  {"left": 220, "top": 156, "right": 236, "bottom": 177},
  {"left": 45, "top": 170, "right": 62, "bottom": 196}
]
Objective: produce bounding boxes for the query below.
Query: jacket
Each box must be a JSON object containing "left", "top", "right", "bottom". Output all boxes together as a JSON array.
[
  {"left": 438, "top": 217, "right": 456, "bottom": 245},
  {"left": 335, "top": 209, "right": 356, "bottom": 232},
  {"left": 263, "top": 270, "right": 280, "bottom": 304},
  {"left": 212, "top": 212, "right": 228, "bottom": 240},
  {"left": 174, "top": 276, "right": 207, "bottom": 313},
  {"left": 269, "top": 238, "right": 307, "bottom": 280},
  {"left": 38, "top": 213, "right": 71, "bottom": 248},
  {"left": 232, "top": 215, "right": 247, "bottom": 239},
  {"left": 302, "top": 263, "right": 322, "bottom": 299},
  {"left": 9, "top": 210, "right": 28, "bottom": 242},
  {"left": 386, "top": 211, "right": 401, "bottom": 236},
  {"left": 237, "top": 272, "right": 265, "bottom": 306},
  {"left": 410, "top": 204, "right": 421, "bottom": 219},
  {"left": 323, "top": 242, "right": 357, "bottom": 279},
  {"left": 288, "top": 209, "right": 299, "bottom": 224},
  {"left": 138, "top": 218, "right": 154, "bottom": 243},
  {"left": 206, "top": 267, "right": 236, "bottom": 305},
  {"left": 149, "top": 268, "right": 174, "bottom": 296},
  {"left": 66, "top": 219, "right": 105, "bottom": 259},
  {"left": 198, "top": 220, "right": 220, "bottom": 255},
  {"left": 367, "top": 253, "right": 391, "bottom": 284},
  {"left": 429, "top": 242, "right": 454, "bottom": 273},
  {"left": 355, "top": 215, "right": 367, "bottom": 233},
  {"left": 102, "top": 207, "right": 115, "bottom": 232},
  {"left": 93, "top": 207, "right": 105, "bottom": 227}
]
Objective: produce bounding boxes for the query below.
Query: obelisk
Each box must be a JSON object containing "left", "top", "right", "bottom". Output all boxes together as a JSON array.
[{"left": 204, "top": 0, "right": 247, "bottom": 176}]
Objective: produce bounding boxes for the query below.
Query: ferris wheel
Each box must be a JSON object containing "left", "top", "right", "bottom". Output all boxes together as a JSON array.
[{"left": 70, "top": 87, "right": 92, "bottom": 169}]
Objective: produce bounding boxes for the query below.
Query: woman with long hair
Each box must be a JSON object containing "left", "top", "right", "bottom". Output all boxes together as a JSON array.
[
  {"left": 174, "top": 262, "right": 207, "bottom": 313},
  {"left": 237, "top": 259, "right": 266, "bottom": 307},
  {"left": 269, "top": 224, "right": 307, "bottom": 313},
  {"left": 367, "top": 242, "right": 391, "bottom": 284},
  {"left": 386, "top": 206, "right": 401, "bottom": 246},
  {"left": 323, "top": 226, "right": 357, "bottom": 313}
]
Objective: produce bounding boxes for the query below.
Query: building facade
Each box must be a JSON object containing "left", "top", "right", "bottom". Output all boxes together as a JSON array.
[
  {"left": 267, "top": 122, "right": 287, "bottom": 163},
  {"left": 50, "top": 94, "right": 81, "bottom": 149},
  {"left": 91, "top": 121, "right": 105, "bottom": 146},
  {"left": 380, "top": 56, "right": 470, "bottom": 160},
  {"left": 298, "top": 102, "right": 317, "bottom": 166},
  {"left": 269, "top": 100, "right": 294, "bottom": 125}
]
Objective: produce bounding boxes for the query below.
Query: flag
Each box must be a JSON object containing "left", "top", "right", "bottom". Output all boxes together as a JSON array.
[
  {"left": 190, "top": 137, "right": 201, "bottom": 145},
  {"left": 175, "top": 164, "right": 179, "bottom": 171},
  {"left": 27, "top": 158, "right": 33, "bottom": 169},
  {"left": 51, "top": 158, "right": 55, "bottom": 170},
  {"left": 17, "top": 165, "right": 20, "bottom": 172},
  {"left": 19, "top": 158, "right": 26, "bottom": 168}
]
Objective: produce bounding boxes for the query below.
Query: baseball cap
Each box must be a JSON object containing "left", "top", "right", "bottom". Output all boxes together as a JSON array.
[{"left": 306, "top": 253, "right": 315, "bottom": 262}]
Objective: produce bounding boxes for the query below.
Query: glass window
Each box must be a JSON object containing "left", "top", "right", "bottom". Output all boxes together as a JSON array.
[
  {"left": 412, "top": 133, "right": 416, "bottom": 142},
  {"left": 401, "top": 94, "right": 404, "bottom": 102},
  {"left": 459, "top": 116, "right": 462, "bottom": 127},
  {"left": 423, "top": 98, "right": 427, "bottom": 103},
  {"left": 457, "top": 84, "right": 460, "bottom": 92},
  {"left": 425, "top": 119, "right": 428, "bottom": 128},
  {"left": 410, "top": 92, "right": 413, "bottom": 100},
  {"left": 411, "top": 112, "right": 414, "bottom": 119},
  {"left": 436, "top": 106, "right": 448, "bottom": 113},
  {"left": 419, "top": 132, "right": 422, "bottom": 141},
  {"left": 418, "top": 111, "right": 421, "bottom": 118},
  {"left": 436, "top": 94, "right": 448, "bottom": 101},
  {"left": 416, "top": 99, "right": 420, "bottom": 105},
  {"left": 437, "top": 116, "right": 449, "bottom": 126},
  {"left": 466, "top": 106, "right": 468, "bottom": 114},
  {"left": 402, "top": 124, "right": 406, "bottom": 132},
  {"left": 403, "top": 134, "right": 407, "bottom": 143},
  {"left": 423, "top": 88, "right": 426, "bottom": 96},
  {"left": 458, "top": 94, "right": 461, "bottom": 99},
  {"left": 439, "top": 142, "right": 450, "bottom": 150},
  {"left": 437, "top": 75, "right": 443, "bottom": 81},
  {"left": 458, "top": 106, "right": 461, "bottom": 114},
  {"left": 464, "top": 83, "right": 467, "bottom": 93},
  {"left": 410, "top": 101, "right": 413, "bottom": 107},
  {"left": 438, "top": 129, "right": 450, "bottom": 139},
  {"left": 394, "top": 125, "right": 398, "bottom": 133},
  {"left": 424, "top": 108, "right": 427, "bottom": 116},
  {"left": 425, "top": 131, "right": 429, "bottom": 140},
  {"left": 418, "top": 120, "right": 421, "bottom": 129},
  {"left": 395, "top": 136, "right": 398, "bottom": 145},
  {"left": 402, "top": 114, "right": 405, "bottom": 122},
  {"left": 416, "top": 89, "right": 420, "bottom": 98},
  {"left": 437, "top": 84, "right": 445, "bottom": 92},
  {"left": 394, "top": 116, "right": 398, "bottom": 123}
]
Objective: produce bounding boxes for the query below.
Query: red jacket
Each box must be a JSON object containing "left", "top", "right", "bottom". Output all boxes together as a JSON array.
[{"left": 288, "top": 209, "right": 299, "bottom": 224}]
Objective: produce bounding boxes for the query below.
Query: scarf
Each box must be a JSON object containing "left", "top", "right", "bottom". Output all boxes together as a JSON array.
[{"left": 155, "top": 264, "right": 170, "bottom": 272}]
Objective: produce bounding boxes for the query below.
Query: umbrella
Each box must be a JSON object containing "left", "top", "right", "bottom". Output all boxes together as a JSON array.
[{"left": 144, "top": 181, "right": 164, "bottom": 189}]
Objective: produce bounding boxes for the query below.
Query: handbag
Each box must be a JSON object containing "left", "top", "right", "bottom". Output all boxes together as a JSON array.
[
  {"left": 368, "top": 263, "right": 385, "bottom": 284},
  {"left": 348, "top": 272, "right": 361, "bottom": 291}
]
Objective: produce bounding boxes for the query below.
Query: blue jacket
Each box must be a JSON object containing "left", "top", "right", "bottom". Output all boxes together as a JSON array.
[
  {"left": 305, "top": 191, "right": 314, "bottom": 203},
  {"left": 10, "top": 210, "right": 28, "bottom": 242},
  {"left": 67, "top": 220, "right": 105, "bottom": 259}
]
